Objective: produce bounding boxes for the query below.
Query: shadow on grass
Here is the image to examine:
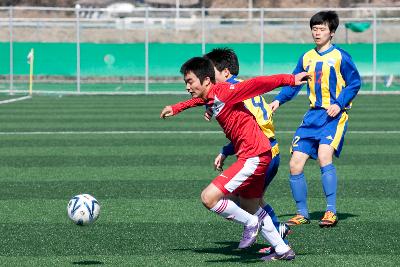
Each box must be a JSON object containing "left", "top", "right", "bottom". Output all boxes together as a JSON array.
[
  {"left": 175, "top": 241, "right": 302, "bottom": 263},
  {"left": 72, "top": 260, "right": 104, "bottom": 265}
]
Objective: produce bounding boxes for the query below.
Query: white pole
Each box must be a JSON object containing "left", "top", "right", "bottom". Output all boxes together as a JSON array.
[
  {"left": 260, "top": 8, "right": 264, "bottom": 75},
  {"left": 9, "top": 7, "right": 13, "bottom": 95},
  {"left": 75, "top": 4, "right": 81, "bottom": 93},
  {"left": 176, "top": 0, "right": 180, "bottom": 20},
  {"left": 248, "top": 0, "right": 253, "bottom": 20},
  {"left": 372, "top": 8, "right": 377, "bottom": 92},
  {"left": 145, "top": 7, "right": 149, "bottom": 94},
  {"left": 201, "top": 7, "right": 205, "bottom": 54}
]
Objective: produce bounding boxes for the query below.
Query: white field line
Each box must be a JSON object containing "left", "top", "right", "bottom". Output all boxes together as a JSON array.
[
  {"left": 0, "top": 130, "right": 398, "bottom": 135},
  {"left": 0, "top": 95, "right": 32, "bottom": 105}
]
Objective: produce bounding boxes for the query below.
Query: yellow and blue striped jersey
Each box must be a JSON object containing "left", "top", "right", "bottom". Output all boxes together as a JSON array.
[
  {"left": 275, "top": 45, "right": 361, "bottom": 110},
  {"left": 227, "top": 76, "right": 275, "bottom": 139},
  {"left": 221, "top": 76, "right": 279, "bottom": 157}
]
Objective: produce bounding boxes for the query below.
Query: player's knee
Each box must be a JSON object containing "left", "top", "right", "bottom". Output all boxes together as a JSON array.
[
  {"left": 289, "top": 158, "right": 304, "bottom": 175},
  {"left": 201, "top": 189, "right": 218, "bottom": 209},
  {"left": 318, "top": 153, "right": 333, "bottom": 166},
  {"left": 318, "top": 145, "right": 334, "bottom": 166}
]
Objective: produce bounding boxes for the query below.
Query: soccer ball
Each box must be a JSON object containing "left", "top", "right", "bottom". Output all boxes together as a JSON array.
[{"left": 67, "top": 194, "right": 100, "bottom": 226}]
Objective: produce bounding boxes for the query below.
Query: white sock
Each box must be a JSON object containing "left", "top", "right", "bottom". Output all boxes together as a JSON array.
[
  {"left": 255, "top": 207, "right": 267, "bottom": 221},
  {"left": 210, "top": 198, "right": 258, "bottom": 226},
  {"left": 261, "top": 215, "right": 290, "bottom": 254}
]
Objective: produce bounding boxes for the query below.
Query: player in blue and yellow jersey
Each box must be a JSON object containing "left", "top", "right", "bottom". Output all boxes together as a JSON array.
[
  {"left": 269, "top": 11, "right": 361, "bottom": 228},
  {"left": 204, "top": 48, "right": 290, "bottom": 247}
]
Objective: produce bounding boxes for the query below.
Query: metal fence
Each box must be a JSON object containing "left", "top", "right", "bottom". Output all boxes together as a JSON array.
[{"left": 0, "top": 6, "right": 400, "bottom": 94}]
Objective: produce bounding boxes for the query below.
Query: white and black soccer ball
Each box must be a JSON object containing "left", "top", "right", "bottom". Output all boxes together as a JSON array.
[{"left": 67, "top": 194, "right": 100, "bottom": 226}]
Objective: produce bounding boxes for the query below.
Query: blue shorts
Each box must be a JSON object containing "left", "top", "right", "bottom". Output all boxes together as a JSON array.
[
  {"left": 290, "top": 108, "right": 349, "bottom": 160},
  {"left": 263, "top": 139, "right": 280, "bottom": 191}
]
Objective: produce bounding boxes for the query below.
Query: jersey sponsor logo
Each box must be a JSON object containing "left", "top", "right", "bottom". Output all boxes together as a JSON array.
[
  {"left": 212, "top": 95, "right": 225, "bottom": 117},
  {"left": 327, "top": 58, "right": 336, "bottom": 67}
]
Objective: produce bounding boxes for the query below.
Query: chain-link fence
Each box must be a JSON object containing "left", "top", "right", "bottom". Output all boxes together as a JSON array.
[{"left": 0, "top": 6, "right": 399, "bottom": 94}]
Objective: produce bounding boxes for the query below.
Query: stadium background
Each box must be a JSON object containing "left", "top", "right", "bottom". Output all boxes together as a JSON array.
[{"left": 1, "top": 0, "right": 399, "bottom": 93}]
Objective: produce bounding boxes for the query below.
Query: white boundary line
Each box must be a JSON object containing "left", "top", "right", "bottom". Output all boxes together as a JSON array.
[
  {"left": 0, "top": 95, "right": 32, "bottom": 105},
  {"left": 0, "top": 130, "right": 398, "bottom": 135}
]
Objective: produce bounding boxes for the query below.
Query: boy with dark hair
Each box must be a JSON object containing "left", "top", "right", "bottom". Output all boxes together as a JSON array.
[
  {"left": 160, "top": 56, "right": 309, "bottom": 261},
  {"left": 203, "top": 47, "right": 290, "bottom": 250},
  {"left": 204, "top": 47, "right": 239, "bottom": 76},
  {"left": 269, "top": 11, "right": 361, "bottom": 227}
]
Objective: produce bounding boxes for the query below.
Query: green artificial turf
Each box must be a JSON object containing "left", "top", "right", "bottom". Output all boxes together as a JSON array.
[{"left": 0, "top": 94, "right": 398, "bottom": 266}]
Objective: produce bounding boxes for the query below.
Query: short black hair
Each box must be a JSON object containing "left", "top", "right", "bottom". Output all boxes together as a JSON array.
[
  {"left": 204, "top": 48, "right": 239, "bottom": 76},
  {"left": 310, "top": 11, "right": 339, "bottom": 32},
  {"left": 180, "top": 57, "right": 216, "bottom": 84}
]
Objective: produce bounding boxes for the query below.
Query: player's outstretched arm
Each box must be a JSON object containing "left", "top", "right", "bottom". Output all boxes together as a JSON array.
[
  {"left": 160, "top": 97, "right": 206, "bottom": 119},
  {"left": 219, "top": 74, "right": 296, "bottom": 105},
  {"left": 160, "top": 105, "right": 174, "bottom": 119},
  {"left": 272, "top": 72, "right": 310, "bottom": 109}
]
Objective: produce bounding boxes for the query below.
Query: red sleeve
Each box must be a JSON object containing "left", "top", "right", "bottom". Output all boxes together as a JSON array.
[
  {"left": 215, "top": 74, "right": 295, "bottom": 105},
  {"left": 171, "top": 97, "right": 206, "bottom": 115}
]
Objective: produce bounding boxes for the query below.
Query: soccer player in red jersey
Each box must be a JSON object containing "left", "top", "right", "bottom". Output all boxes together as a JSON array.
[
  {"left": 160, "top": 57, "right": 309, "bottom": 261},
  {"left": 171, "top": 48, "right": 291, "bottom": 250}
]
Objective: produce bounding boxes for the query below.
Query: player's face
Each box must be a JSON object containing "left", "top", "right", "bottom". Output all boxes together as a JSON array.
[
  {"left": 312, "top": 23, "right": 334, "bottom": 48},
  {"left": 184, "top": 71, "right": 208, "bottom": 98}
]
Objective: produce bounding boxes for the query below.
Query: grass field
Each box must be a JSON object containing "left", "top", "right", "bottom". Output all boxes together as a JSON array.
[{"left": 0, "top": 94, "right": 399, "bottom": 266}]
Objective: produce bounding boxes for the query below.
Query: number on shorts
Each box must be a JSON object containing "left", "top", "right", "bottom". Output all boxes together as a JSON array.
[{"left": 292, "top": 136, "right": 300, "bottom": 147}]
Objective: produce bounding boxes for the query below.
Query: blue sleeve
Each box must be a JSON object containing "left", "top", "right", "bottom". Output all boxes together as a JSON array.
[
  {"left": 221, "top": 142, "right": 235, "bottom": 156},
  {"left": 334, "top": 51, "right": 361, "bottom": 109},
  {"left": 274, "top": 55, "right": 305, "bottom": 105}
]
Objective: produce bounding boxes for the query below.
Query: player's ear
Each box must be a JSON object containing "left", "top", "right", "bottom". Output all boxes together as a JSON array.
[
  {"left": 223, "top": 68, "right": 230, "bottom": 78},
  {"left": 202, "top": 77, "right": 211, "bottom": 86}
]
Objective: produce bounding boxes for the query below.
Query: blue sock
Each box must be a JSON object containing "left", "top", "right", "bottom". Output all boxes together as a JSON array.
[
  {"left": 262, "top": 204, "right": 280, "bottom": 227},
  {"left": 321, "top": 164, "right": 337, "bottom": 214},
  {"left": 289, "top": 173, "right": 309, "bottom": 218}
]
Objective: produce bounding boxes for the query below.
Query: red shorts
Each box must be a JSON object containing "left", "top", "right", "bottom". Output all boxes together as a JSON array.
[{"left": 212, "top": 151, "right": 272, "bottom": 198}]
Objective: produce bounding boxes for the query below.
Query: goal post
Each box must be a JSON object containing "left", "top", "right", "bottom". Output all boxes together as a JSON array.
[
  {"left": 0, "top": 48, "right": 34, "bottom": 105},
  {"left": 27, "top": 48, "right": 34, "bottom": 96}
]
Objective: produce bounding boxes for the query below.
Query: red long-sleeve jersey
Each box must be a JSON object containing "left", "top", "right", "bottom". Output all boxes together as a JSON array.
[{"left": 171, "top": 74, "right": 295, "bottom": 158}]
